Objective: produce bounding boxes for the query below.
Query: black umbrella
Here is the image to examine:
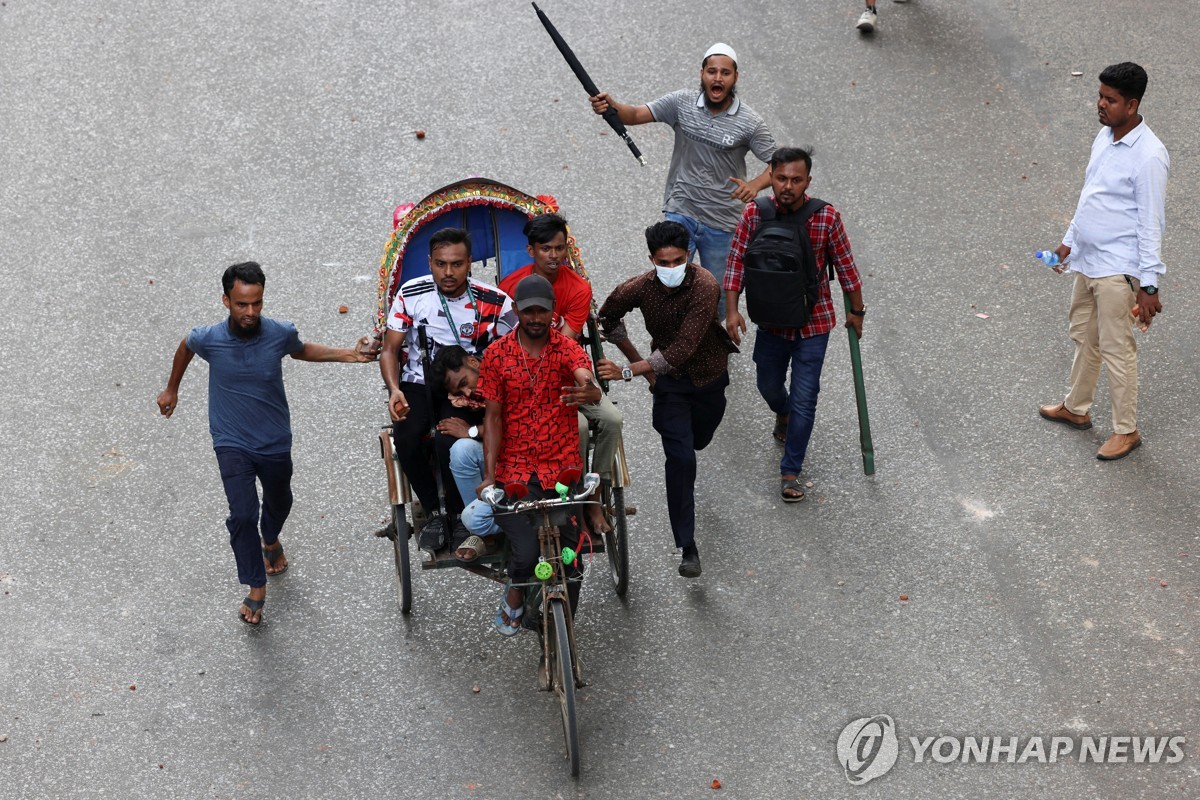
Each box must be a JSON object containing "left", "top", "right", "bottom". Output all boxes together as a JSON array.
[{"left": 532, "top": 2, "right": 646, "bottom": 166}]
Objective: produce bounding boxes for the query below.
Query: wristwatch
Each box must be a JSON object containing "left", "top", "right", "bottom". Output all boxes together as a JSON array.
[
  {"left": 1142, "top": 285, "right": 1158, "bottom": 296},
  {"left": 849, "top": 305, "right": 867, "bottom": 317},
  {"left": 621, "top": 366, "right": 634, "bottom": 382},
  {"left": 468, "top": 425, "right": 480, "bottom": 440}
]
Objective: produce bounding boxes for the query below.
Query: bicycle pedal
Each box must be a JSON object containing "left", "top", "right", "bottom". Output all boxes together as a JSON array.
[{"left": 374, "top": 520, "right": 397, "bottom": 539}]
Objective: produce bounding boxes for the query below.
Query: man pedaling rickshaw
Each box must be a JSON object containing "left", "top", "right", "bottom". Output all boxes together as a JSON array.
[
  {"left": 474, "top": 274, "right": 602, "bottom": 635},
  {"left": 499, "top": 213, "right": 623, "bottom": 523},
  {"left": 431, "top": 340, "right": 612, "bottom": 559},
  {"left": 430, "top": 213, "right": 620, "bottom": 559}
]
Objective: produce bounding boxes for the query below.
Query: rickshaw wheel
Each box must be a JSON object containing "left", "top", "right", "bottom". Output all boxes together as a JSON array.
[
  {"left": 391, "top": 504, "right": 413, "bottom": 614},
  {"left": 548, "top": 598, "right": 580, "bottom": 776},
  {"left": 603, "top": 485, "right": 629, "bottom": 597}
]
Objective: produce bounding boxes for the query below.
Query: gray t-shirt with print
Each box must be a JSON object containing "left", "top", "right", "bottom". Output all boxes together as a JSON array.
[{"left": 646, "top": 88, "right": 777, "bottom": 232}]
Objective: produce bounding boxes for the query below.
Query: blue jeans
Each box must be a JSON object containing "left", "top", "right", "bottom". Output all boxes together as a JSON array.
[
  {"left": 752, "top": 330, "right": 830, "bottom": 477},
  {"left": 449, "top": 438, "right": 500, "bottom": 537},
  {"left": 214, "top": 447, "right": 293, "bottom": 588},
  {"left": 664, "top": 212, "right": 734, "bottom": 319}
]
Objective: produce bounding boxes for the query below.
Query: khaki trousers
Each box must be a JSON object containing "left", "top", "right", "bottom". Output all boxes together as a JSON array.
[
  {"left": 577, "top": 391, "right": 624, "bottom": 481},
  {"left": 1063, "top": 273, "right": 1138, "bottom": 434}
]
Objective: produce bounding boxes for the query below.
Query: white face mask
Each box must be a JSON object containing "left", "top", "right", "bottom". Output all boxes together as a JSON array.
[{"left": 655, "top": 264, "right": 687, "bottom": 288}]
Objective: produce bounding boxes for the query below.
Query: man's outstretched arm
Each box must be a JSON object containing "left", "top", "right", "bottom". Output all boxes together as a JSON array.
[
  {"left": 291, "top": 337, "right": 377, "bottom": 363},
  {"left": 589, "top": 92, "right": 655, "bottom": 125},
  {"left": 730, "top": 166, "right": 772, "bottom": 203},
  {"left": 156, "top": 338, "right": 195, "bottom": 418}
]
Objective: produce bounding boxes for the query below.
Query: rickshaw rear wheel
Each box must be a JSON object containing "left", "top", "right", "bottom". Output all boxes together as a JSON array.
[
  {"left": 604, "top": 485, "right": 629, "bottom": 597},
  {"left": 391, "top": 504, "right": 413, "bottom": 614},
  {"left": 548, "top": 597, "right": 580, "bottom": 777}
]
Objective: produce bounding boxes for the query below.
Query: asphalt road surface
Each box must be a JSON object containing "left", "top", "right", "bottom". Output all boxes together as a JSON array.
[{"left": 2, "top": 1, "right": 1197, "bottom": 798}]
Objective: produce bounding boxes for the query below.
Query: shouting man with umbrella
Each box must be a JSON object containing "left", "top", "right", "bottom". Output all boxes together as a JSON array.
[{"left": 588, "top": 43, "right": 778, "bottom": 319}]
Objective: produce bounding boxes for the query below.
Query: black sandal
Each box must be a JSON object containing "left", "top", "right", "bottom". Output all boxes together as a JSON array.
[
  {"left": 240, "top": 596, "right": 265, "bottom": 625},
  {"left": 263, "top": 542, "right": 288, "bottom": 576},
  {"left": 781, "top": 477, "right": 805, "bottom": 503},
  {"left": 773, "top": 414, "right": 788, "bottom": 445}
]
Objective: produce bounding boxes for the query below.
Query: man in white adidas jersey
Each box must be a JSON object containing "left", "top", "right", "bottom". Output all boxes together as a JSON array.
[{"left": 379, "top": 227, "right": 517, "bottom": 552}]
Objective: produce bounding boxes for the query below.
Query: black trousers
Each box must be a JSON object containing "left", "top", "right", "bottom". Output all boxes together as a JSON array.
[
  {"left": 650, "top": 372, "right": 729, "bottom": 549},
  {"left": 495, "top": 477, "right": 584, "bottom": 585},
  {"left": 391, "top": 381, "right": 479, "bottom": 516}
]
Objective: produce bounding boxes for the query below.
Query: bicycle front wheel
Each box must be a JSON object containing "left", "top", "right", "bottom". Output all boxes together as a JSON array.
[{"left": 548, "top": 597, "right": 580, "bottom": 777}]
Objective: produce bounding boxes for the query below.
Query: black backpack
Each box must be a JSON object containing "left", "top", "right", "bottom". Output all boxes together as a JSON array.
[{"left": 742, "top": 197, "right": 829, "bottom": 329}]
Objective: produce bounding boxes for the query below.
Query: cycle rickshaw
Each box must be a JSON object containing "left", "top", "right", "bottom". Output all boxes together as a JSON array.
[{"left": 372, "top": 178, "right": 634, "bottom": 775}]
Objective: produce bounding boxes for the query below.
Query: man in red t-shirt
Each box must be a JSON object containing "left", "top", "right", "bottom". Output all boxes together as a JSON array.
[
  {"left": 477, "top": 274, "right": 601, "bottom": 636},
  {"left": 500, "top": 214, "right": 624, "bottom": 524},
  {"left": 500, "top": 213, "right": 592, "bottom": 338}
]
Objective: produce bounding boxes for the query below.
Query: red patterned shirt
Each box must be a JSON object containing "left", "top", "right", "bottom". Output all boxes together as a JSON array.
[
  {"left": 723, "top": 195, "right": 862, "bottom": 341},
  {"left": 477, "top": 328, "right": 592, "bottom": 486}
]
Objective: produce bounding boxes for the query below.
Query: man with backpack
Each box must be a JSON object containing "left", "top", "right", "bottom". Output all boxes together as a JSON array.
[{"left": 723, "top": 147, "right": 866, "bottom": 503}]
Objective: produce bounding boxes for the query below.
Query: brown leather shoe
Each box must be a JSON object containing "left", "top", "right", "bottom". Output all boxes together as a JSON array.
[
  {"left": 1097, "top": 431, "right": 1141, "bottom": 460},
  {"left": 1038, "top": 402, "right": 1092, "bottom": 430}
]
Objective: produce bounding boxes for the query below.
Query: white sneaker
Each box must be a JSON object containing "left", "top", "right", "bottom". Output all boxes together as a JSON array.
[{"left": 856, "top": 8, "right": 878, "bottom": 32}]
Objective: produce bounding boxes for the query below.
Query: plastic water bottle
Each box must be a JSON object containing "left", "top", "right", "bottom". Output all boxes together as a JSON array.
[{"left": 1034, "top": 250, "right": 1061, "bottom": 268}]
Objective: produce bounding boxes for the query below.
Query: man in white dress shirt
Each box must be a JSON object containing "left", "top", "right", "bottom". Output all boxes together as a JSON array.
[{"left": 1039, "top": 62, "right": 1169, "bottom": 461}]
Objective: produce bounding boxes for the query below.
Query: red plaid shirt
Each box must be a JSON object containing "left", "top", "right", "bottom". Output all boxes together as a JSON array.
[
  {"left": 724, "top": 195, "right": 862, "bottom": 340},
  {"left": 477, "top": 328, "right": 592, "bottom": 487}
]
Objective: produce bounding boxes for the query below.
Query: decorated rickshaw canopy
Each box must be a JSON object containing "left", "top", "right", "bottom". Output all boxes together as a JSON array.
[{"left": 374, "top": 178, "right": 588, "bottom": 334}]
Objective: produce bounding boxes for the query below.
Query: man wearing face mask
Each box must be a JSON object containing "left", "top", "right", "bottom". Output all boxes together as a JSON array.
[
  {"left": 589, "top": 42, "right": 778, "bottom": 319},
  {"left": 596, "top": 221, "right": 737, "bottom": 578}
]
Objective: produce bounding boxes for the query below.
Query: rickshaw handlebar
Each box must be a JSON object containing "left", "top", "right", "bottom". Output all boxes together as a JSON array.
[{"left": 481, "top": 472, "right": 602, "bottom": 513}]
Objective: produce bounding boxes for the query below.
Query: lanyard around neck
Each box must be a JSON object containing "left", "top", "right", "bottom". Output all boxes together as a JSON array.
[{"left": 436, "top": 281, "right": 480, "bottom": 350}]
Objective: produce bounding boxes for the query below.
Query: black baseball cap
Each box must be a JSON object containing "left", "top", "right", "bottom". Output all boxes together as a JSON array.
[{"left": 513, "top": 274, "right": 556, "bottom": 311}]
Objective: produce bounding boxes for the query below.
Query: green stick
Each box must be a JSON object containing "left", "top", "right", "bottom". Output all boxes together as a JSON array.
[{"left": 843, "top": 293, "right": 875, "bottom": 475}]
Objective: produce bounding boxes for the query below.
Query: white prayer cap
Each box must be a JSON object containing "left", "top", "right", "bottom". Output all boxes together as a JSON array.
[{"left": 703, "top": 42, "right": 738, "bottom": 65}]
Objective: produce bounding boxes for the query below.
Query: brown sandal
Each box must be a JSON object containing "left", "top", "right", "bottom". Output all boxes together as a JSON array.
[{"left": 454, "top": 535, "right": 487, "bottom": 563}]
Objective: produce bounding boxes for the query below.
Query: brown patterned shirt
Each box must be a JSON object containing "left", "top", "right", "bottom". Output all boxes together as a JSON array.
[{"left": 598, "top": 264, "right": 734, "bottom": 388}]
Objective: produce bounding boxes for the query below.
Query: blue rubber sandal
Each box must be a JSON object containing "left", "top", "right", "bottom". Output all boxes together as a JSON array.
[{"left": 494, "top": 595, "right": 524, "bottom": 637}]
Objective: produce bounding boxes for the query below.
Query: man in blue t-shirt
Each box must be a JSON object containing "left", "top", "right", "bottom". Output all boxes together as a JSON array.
[{"left": 156, "top": 262, "right": 375, "bottom": 625}]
